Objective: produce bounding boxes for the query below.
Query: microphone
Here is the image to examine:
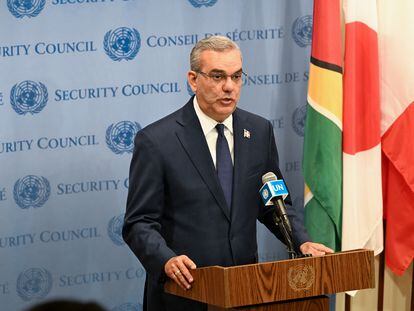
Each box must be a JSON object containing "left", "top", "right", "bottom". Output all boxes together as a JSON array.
[
  {"left": 260, "top": 172, "right": 297, "bottom": 258},
  {"left": 260, "top": 172, "right": 292, "bottom": 234}
]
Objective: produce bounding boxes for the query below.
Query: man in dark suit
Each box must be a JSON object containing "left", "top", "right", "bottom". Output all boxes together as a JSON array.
[{"left": 123, "top": 36, "right": 332, "bottom": 311}]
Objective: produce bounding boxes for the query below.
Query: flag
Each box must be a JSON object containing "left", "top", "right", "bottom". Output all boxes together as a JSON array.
[
  {"left": 378, "top": 0, "right": 414, "bottom": 275},
  {"left": 306, "top": 0, "right": 414, "bottom": 275},
  {"left": 303, "top": 0, "right": 342, "bottom": 251},
  {"left": 341, "top": 0, "right": 383, "bottom": 256}
]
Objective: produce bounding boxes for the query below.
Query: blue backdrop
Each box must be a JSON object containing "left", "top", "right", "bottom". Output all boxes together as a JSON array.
[{"left": 0, "top": 1, "right": 312, "bottom": 310}]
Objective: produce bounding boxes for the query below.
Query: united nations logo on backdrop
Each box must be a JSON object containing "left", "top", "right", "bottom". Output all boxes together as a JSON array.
[
  {"left": 108, "top": 214, "right": 125, "bottom": 246},
  {"left": 7, "top": 0, "right": 46, "bottom": 18},
  {"left": 292, "top": 105, "right": 307, "bottom": 137},
  {"left": 16, "top": 268, "right": 52, "bottom": 301},
  {"left": 10, "top": 81, "right": 48, "bottom": 115},
  {"left": 104, "top": 27, "right": 141, "bottom": 61},
  {"left": 106, "top": 121, "right": 141, "bottom": 154},
  {"left": 13, "top": 175, "right": 51, "bottom": 209},
  {"left": 188, "top": 0, "right": 218, "bottom": 8},
  {"left": 112, "top": 303, "right": 142, "bottom": 311},
  {"left": 292, "top": 15, "right": 313, "bottom": 47}
]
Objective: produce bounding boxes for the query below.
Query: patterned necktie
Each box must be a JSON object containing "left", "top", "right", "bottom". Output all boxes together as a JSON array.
[{"left": 215, "top": 123, "right": 233, "bottom": 209}]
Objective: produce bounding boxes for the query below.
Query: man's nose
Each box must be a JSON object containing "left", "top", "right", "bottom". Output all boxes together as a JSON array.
[{"left": 222, "top": 77, "right": 235, "bottom": 92}]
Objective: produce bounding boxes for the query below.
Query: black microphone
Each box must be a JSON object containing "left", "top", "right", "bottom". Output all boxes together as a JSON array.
[
  {"left": 261, "top": 172, "right": 293, "bottom": 235},
  {"left": 260, "top": 172, "right": 297, "bottom": 258}
]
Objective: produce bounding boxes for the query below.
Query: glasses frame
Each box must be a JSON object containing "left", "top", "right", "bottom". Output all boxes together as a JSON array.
[{"left": 195, "top": 70, "right": 247, "bottom": 83}]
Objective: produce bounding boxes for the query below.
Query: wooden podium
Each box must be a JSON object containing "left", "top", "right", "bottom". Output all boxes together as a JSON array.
[{"left": 165, "top": 249, "right": 375, "bottom": 310}]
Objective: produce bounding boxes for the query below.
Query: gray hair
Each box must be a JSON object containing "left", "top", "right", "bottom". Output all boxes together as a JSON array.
[{"left": 190, "top": 35, "right": 241, "bottom": 72}]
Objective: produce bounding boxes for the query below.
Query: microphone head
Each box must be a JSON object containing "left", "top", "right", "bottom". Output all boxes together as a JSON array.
[{"left": 262, "top": 172, "right": 277, "bottom": 184}]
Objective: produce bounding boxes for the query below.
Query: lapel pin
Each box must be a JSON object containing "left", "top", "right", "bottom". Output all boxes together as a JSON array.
[{"left": 243, "top": 129, "right": 251, "bottom": 139}]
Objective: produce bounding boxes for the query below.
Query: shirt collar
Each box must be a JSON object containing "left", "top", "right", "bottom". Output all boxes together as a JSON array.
[{"left": 193, "top": 96, "right": 233, "bottom": 136}]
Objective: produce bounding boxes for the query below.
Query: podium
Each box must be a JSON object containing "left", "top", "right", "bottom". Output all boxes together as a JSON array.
[{"left": 165, "top": 249, "right": 375, "bottom": 310}]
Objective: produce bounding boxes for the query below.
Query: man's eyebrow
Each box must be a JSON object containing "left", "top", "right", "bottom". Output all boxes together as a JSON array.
[
  {"left": 209, "top": 69, "right": 226, "bottom": 73},
  {"left": 209, "top": 68, "right": 243, "bottom": 74}
]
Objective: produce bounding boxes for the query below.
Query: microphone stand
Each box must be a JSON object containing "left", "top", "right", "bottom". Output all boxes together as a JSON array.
[{"left": 272, "top": 212, "right": 298, "bottom": 259}]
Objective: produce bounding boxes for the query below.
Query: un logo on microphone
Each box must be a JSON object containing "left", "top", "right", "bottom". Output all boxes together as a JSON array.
[
  {"left": 112, "top": 303, "right": 143, "bottom": 311},
  {"left": 262, "top": 189, "right": 269, "bottom": 200},
  {"left": 292, "top": 105, "right": 307, "bottom": 137},
  {"left": 188, "top": 0, "right": 218, "bottom": 8},
  {"left": 16, "top": 268, "right": 53, "bottom": 301},
  {"left": 13, "top": 175, "right": 51, "bottom": 209},
  {"left": 7, "top": 0, "right": 46, "bottom": 18},
  {"left": 292, "top": 15, "right": 313, "bottom": 47},
  {"left": 108, "top": 214, "right": 125, "bottom": 246},
  {"left": 10, "top": 81, "right": 48, "bottom": 115},
  {"left": 106, "top": 121, "right": 142, "bottom": 154},
  {"left": 104, "top": 27, "right": 141, "bottom": 61}
]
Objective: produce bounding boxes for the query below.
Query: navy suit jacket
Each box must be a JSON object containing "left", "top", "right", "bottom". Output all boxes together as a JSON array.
[{"left": 123, "top": 97, "right": 309, "bottom": 310}]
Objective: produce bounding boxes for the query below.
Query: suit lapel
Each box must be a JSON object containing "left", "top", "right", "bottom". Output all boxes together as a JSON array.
[{"left": 175, "top": 99, "right": 231, "bottom": 221}]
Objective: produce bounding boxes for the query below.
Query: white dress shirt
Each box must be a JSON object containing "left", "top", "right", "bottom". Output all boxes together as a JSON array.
[{"left": 193, "top": 97, "right": 234, "bottom": 168}]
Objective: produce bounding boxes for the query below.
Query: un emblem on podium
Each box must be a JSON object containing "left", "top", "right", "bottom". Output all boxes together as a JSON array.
[
  {"left": 104, "top": 27, "right": 141, "bottom": 61},
  {"left": 13, "top": 175, "right": 51, "bottom": 209},
  {"left": 7, "top": 0, "right": 45, "bottom": 18},
  {"left": 287, "top": 264, "right": 315, "bottom": 291},
  {"left": 292, "top": 15, "right": 313, "bottom": 47},
  {"left": 108, "top": 214, "right": 125, "bottom": 246},
  {"left": 106, "top": 121, "right": 141, "bottom": 154},
  {"left": 16, "top": 268, "right": 53, "bottom": 301},
  {"left": 188, "top": 0, "right": 218, "bottom": 8},
  {"left": 10, "top": 81, "right": 48, "bottom": 115}
]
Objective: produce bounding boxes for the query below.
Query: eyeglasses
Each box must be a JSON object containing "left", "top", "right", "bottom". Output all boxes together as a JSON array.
[{"left": 195, "top": 70, "right": 247, "bottom": 83}]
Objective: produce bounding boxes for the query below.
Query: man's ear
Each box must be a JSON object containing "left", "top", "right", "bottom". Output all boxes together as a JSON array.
[{"left": 187, "top": 71, "right": 197, "bottom": 93}]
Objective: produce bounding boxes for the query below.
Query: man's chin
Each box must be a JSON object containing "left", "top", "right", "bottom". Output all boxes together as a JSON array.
[{"left": 215, "top": 107, "right": 236, "bottom": 121}]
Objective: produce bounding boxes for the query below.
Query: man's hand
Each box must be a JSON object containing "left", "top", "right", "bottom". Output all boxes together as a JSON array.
[
  {"left": 300, "top": 242, "right": 334, "bottom": 256},
  {"left": 164, "top": 255, "right": 197, "bottom": 290}
]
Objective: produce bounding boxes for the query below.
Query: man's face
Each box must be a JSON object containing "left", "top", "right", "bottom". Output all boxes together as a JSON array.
[{"left": 188, "top": 49, "right": 242, "bottom": 122}]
